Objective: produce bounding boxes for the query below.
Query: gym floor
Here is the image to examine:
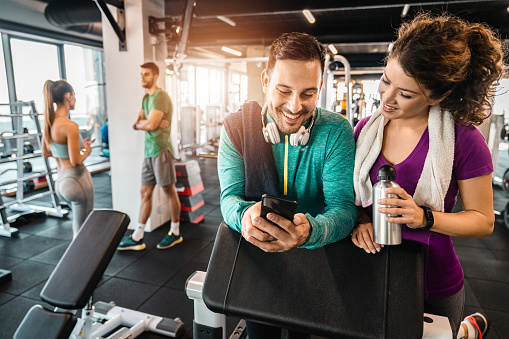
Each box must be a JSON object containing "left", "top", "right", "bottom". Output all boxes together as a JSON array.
[{"left": 1, "top": 153, "right": 509, "bottom": 339}]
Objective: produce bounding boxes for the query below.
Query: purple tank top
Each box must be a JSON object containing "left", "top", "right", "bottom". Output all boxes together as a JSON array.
[{"left": 355, "top": 116, "right": 493, "bottom": 298}]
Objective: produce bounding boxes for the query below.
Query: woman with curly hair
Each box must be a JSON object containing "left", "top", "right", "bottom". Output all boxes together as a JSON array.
[{"left": 352, "top": 13, "right": 506, "bottom": 338}]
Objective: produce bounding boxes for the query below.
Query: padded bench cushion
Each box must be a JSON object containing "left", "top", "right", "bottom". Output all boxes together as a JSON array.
[
  {"left": 203, "top": 222, "right": 424, "bottom": 339},
  {"left": 40, "top": 210, "right": 130, "bottom": 309},
  {"left": 13, "top": 305, "right": 77, "bottom": 339}
]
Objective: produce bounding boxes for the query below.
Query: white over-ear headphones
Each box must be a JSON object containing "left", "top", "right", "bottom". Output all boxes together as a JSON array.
[{"left": 261, "top": 103, "right": 315, "bottom": 146}]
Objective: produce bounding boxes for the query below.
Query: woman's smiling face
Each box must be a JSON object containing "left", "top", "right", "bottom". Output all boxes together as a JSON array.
[{"left": 378, "top": 58, "right": 438, "bottom": 121}]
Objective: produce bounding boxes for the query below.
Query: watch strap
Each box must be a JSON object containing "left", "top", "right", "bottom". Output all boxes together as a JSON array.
[{"left": 419, "top": 206, "right": 434, "bottom": 230}]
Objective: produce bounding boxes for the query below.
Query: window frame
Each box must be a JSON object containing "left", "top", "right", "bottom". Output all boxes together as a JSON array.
[{"left": 0, "top": 31, "right": 105, "bottom": 134}]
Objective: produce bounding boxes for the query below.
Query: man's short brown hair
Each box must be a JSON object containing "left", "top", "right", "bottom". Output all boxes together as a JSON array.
[
  {"left": 267, "top": 32, "right": 326, "bottom": 77},
  {"left": 140, "top": 62, "right": 159, "bottom": 76}
]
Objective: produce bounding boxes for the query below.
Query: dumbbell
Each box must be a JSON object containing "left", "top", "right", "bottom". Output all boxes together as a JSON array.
[
  {"left": 23, "top": 179, "right": 35, "bottom": 192},
  {"left": 23, "top": 143, "right": 34, "bottom": 154},
  {"left": 23, "top": 161, "right": 33, "bottom": 173}
]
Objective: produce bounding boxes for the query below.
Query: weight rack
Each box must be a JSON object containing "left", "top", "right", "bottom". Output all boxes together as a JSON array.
[{"left": 0, "top": 101, "right": 68, "bottom": 237}]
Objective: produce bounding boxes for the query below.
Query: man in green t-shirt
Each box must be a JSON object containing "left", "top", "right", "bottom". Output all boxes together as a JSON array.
[{"left": 118, "top": 62, "right": 182, "bottom": 251}]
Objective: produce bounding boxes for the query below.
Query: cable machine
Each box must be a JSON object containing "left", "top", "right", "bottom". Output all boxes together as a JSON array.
[
  {"left": 0, "top": 101, "right": 67, "bottom": 237},
  {"left": 322, "top": 54, "right": 353, "bottom": 126},
  {"left": 166, "top": 55, "right": 353, "bottom": 159},
  {"left": 166, "top": 57, "right": 265, "bottom": 158}
]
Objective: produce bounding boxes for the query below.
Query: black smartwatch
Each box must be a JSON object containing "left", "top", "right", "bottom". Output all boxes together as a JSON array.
[
  {"left": 419, "top": 206, "right": 434, "bottom": 230},
  {"left": 355, "top": 214, "right": 371, "bottom": 228},
  {"left": 133, "top": 123, "right": 138, "bottom": 130}
]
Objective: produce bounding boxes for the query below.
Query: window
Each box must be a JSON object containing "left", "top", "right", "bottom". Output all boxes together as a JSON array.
[
  {"left": 230, "top": 72, "right": 248, "bottom": 113},
  {"left": 195, "top": 67, "right": 225, "bottom": 109},
  {"left": 10, "top": 38, "right": 60, "bottom": 131},
  {"left": 0, "top": 37, "right": 10, "bottom": 134},
  {"left": 65, "top": 45, "right": 106, "bottom": 141},
  {"left": 209, "top": 68, "right": 222, "bottom": 104},
  {"left": 0, "top": 31, "right": 107, "bottom": 166},
  {"left": 195, "top": 67, "right": 209, "bottom": 107},
  {"left": 0, "top": 38, "right": 9, "bottom": 114},
  {"left": 494, "top": 78, "right": 509, "bottom": 117},
  {"left": 10, "top": 38, "right": 60, "bottom": 113},
  {"left": 179, "top": 66, "right": 195, "bottom": 105}
]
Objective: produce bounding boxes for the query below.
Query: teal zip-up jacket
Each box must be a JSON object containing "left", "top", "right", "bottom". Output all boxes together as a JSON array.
[{"left": 218, "top": 107, "right": 356, "bottom": 249}]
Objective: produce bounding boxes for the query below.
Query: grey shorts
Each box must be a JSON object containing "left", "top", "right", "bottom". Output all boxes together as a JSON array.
[{"left": 141, "top": 149, "right": 176, "bottom": 187}]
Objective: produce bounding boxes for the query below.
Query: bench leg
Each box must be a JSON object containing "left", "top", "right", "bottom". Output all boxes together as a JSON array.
[
  {"left": 187, "top": 271, "right": 226, "bottom": 339},
  {"left": 93, "top": 301, "right": 185, "bottom": 337},
  {"left": 422, "top": 313, "right": 453, "bottom": 339}
]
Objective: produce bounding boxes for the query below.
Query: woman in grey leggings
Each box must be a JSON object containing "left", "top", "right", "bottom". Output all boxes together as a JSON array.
[
  {"left": 41, "top": 79, "right": 94, "bottom": 238},
  {"left": 54, "top": 166, "right": 94, "bottom": 236}
]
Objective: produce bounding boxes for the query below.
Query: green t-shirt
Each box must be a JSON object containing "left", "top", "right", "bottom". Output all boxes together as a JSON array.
[{"left": 142, "top": 88, "right": 174, "bottom": 158}]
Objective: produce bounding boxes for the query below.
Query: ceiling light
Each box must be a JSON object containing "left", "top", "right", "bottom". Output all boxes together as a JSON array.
[
  {"left": 217, "top": 16, "right": 236, "bottom": 27},
  {"left": 193, "top": 47, "right": 225, "bottom": 58},
  {"left": 221, "top": 46, "right": 242, "bottom": 56},
  {"left": 302, "top": 10, "right": 315, "bottom": 24},
  {"left": 328, "top": 44, "right": 338, "bottom": 55},
  {"left": 401, "top": 4, "right": 410, "bottom": 18}
]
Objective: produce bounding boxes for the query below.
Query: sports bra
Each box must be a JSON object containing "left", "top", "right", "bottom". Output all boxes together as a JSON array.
[{"left": 50, "top": 134, "right": 84, "bottom": 159}]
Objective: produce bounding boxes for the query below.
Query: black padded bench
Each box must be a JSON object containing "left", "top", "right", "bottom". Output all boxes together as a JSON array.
[
  {"left": 14, "top": 209, "right": 130, "bottom": 339},
  {"left": 202, "top": 222, "right": 424, "bottom": 339}
]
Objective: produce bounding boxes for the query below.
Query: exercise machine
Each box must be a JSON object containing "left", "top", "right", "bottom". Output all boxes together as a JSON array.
[
  {"left": 186, "top": 222, "right": 454, "bottom": 339},
  {"left": 0, "top": 268, "right": 12, "bottom": 285},
  {"left": 0, "top": 101, "right": 67, "bottom": 238},
  {"left": 14, "top": 209, "right": 185, "bottom": 339}
]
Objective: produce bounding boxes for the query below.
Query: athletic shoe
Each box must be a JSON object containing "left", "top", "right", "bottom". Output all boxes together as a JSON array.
[
  {"left": 464, "top": 312, "right": 490, "bottom": 339},
  {"left": 157, "top": 232, "right": 183, "bottom": 249},
  {"left": 117, "top": 235, "right": 146, "bottom": 251}
]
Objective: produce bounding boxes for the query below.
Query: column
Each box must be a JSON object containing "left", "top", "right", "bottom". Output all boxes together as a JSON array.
[{"left": 102, "top": 0, "right": 170, "bottom": 231}]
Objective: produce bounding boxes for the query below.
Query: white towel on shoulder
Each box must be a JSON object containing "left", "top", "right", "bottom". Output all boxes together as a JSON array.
[{"left": 353, "top": 105, "right": 455, "bottom": 212}]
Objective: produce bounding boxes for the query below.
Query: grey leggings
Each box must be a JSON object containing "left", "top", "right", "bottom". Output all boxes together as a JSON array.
[
  {"left": 424, "top": 286, "right": 465, "bottom": 338},
  {"left": 55, "top": 166, "right": 94, "bottom": 237}
]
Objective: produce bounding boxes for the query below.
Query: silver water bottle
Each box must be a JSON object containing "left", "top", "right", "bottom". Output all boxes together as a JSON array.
[{"left": 373, "top": 165, "right": 401, "bottom": 245}]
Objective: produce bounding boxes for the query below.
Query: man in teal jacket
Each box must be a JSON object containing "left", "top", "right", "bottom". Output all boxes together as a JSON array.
[{"left": 218, "top": 32, "right": 356, "bottom": 254}]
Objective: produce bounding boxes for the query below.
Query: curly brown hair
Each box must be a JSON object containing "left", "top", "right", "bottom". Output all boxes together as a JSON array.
[{"left": 388, "top": 12, "right": 506, "bottom": 125}]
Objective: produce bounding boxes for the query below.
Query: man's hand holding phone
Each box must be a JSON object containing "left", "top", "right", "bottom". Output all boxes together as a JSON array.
[{"left": 240, "top": 195, "right": 310, "bottom": 252}]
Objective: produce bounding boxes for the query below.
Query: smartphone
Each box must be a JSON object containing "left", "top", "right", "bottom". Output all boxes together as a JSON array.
[{"left": 260, "top": 194, "right": 297, "bottom": 225}]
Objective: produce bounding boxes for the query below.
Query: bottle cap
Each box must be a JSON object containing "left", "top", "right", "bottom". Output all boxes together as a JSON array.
[{"left": 377, "top": 164, "right": 397, "bottom": 180}]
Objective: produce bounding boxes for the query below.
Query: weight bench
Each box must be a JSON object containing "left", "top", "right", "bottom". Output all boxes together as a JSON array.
[
  {"left": 186, "top": 222, "right": 453, "bottom": 339},
  {"left": 14, "top": 209, "right": 185, "bottom": 339}
]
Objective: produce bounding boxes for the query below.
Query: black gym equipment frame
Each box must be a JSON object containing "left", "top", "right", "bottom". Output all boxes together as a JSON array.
[{"left": 93, "top": 0, "right": 126, "bottom": 51}]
